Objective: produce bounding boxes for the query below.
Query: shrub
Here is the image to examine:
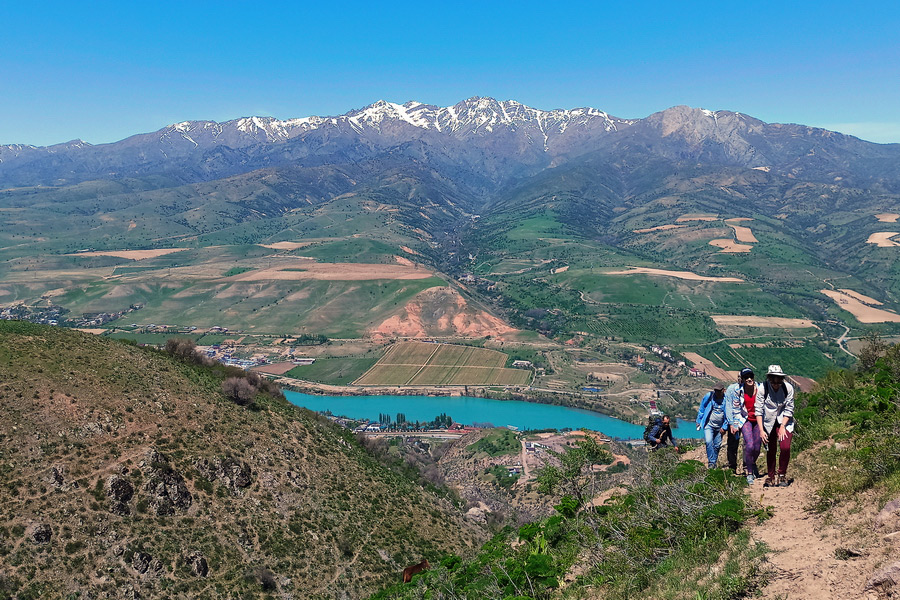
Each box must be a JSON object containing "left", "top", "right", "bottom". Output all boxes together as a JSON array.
[
  {"left": 222, "top": 378, "right": 256, "bottom": 406},
  {"left": 164, "top": 337, "right": 199, "bottom": 361},
  {"left": 254, "top": 567, "right": 277, "bottom": 591}
]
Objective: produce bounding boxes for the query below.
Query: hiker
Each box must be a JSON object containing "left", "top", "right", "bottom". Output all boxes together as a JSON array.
[
  {"left": 726, "top": 368, "right": 764, "bottom": 483},
  {"left": 755, "top": 365, "right": 795, "bottom": 487},
  {"left": 696, "top": 382, "right": 728, "bottom": 468},
  {"left": 647, "top": 414, "right": 679, "bottom": 451}
]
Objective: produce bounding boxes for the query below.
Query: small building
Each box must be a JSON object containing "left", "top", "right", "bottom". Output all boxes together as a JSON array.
[
  {"left": 512, "top": 360, "right": 532, "bottom": 368},
  {"left": 293, "top": 358, "right": 316, "bottom": 365}
]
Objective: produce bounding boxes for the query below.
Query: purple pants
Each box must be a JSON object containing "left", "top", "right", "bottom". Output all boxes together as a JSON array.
[
  {"left": 740, "top": 421, "right": 762, "bottom": 475},
  {"left": 764, "top": 427, "right": 793, "bottom": 478}
]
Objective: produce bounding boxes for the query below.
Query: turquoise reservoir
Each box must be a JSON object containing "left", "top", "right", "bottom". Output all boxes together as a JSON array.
[{"left": 285, "top": 391, "right": 702, "bottom": 440}]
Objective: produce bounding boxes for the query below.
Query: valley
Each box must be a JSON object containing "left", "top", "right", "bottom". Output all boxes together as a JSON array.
[{"left": 3, "top": 98, "right": 900, "bottom": 422}]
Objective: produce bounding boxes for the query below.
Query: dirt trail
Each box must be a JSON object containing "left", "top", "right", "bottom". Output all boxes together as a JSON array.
[
  {"left": 677, "top": 446, "right": 892, "bottom": 599},
  {"left": 750, "top": 479, "right": 879, "bottom": 600}
]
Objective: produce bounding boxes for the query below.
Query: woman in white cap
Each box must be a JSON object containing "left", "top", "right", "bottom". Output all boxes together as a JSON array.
[{"left": 755, "top": 365, "right": 795, "bottom": 487}]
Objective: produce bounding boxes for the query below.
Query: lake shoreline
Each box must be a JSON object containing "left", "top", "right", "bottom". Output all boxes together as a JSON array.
[
  {"left": 284, "top": 390, "right": 703, "bottom": 440},
  {"left": 275, "top": 375, "right": 700, "bottom": 435}
]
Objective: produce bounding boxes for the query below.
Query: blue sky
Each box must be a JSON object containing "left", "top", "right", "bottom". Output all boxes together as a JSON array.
[{"left": 3, "top": 0, "right": 899, "bottom": 146}]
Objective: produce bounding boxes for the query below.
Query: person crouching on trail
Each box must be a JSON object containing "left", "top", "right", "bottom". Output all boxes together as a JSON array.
[
  {"left": 756, "top": 365, "right": 795, "bottom": 487},
  {"left": 726, "top": 368, "right": 764, "bottom": 484},
  {"left": 648, "top": 415, "right": 679, "bottom": 452},
  {"left": 696, "top": 383, "right": 727, "bottom": 468}
]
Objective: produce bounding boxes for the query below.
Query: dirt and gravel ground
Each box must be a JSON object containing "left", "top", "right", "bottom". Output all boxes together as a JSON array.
[{"left": 679, "top": 446, "right": 899, "bottom": 600}]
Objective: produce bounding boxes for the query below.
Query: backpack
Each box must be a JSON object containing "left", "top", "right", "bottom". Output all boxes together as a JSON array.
[{"left": 643, "top": 417, "right": 659, "bottom": 443}]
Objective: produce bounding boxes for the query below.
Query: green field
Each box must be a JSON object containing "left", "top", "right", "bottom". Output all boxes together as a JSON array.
[
  {"left": 286, "top": 356, "right": 380, "bottom": 385},
  {"left": 0, "top": 243, "right": 446, "bottom": 338},
  {"left": 468, "top": 429, "right": 520, "bottom": 457},
  {"left": 354, "top": 341, "right": 532, "bottom": 386},
  {"left": 680, "top": 340, "right": 854, "bottom": 379}
]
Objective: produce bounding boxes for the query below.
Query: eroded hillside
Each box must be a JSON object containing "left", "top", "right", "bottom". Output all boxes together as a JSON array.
[{"left": 0, "top": 321, "right": 484, "bottom": 599}]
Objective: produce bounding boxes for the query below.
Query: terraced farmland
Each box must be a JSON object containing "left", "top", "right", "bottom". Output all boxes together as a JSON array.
[{"left": 354, "top": 341, "right": 531, "bottom": 386}]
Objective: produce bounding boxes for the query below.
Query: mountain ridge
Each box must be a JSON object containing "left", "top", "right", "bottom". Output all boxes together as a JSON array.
[{"left": 4, "top": 97, "right": 897, "bottom": 192}]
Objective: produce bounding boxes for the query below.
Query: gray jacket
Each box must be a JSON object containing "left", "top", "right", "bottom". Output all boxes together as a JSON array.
[{"left": 754, "top": 380, "right": 795, "bottom": 435}]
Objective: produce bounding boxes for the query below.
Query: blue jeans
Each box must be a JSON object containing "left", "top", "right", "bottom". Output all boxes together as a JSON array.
[{"left": 704, "top": 423, "right": 727, "bottom": 467}]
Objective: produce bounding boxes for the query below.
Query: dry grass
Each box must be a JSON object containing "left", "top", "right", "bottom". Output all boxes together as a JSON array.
[
  {"left": 865, "top": 232, "right": 900, "bottom": 247},
  {"left": 681, "top": 351, "right": 736, "bottom": 382},
  {"left": 604, "top": 266, "right": 744, "bottom": 282},
  {"left": 709, "top": 238, "right": 753, "bottom": 253},
  {"left": 257, "top": 241, "right": 313, "bottom": 250},
  {"left": 633, "top": 224, "right": 687, "bottom": 233},
  {"left": 65, "top": 248, "right": 188, "bottom": 260},
  {"left": 837, "top": 289, "right": 883, "bottom": 305},
  {"left": 724, "top": 219, "right": 759, "bottom": 243},
  {"left": 676, "top": 214, "right": 718, "bottom": 222},
  {"left": 820, "top": 289, "right": 900, "bottom": 323},
  {"left": 231, "top": 260, "right": 433, "bottom": 281},
  {"left": 711, "top": 315, "right": 818, "bottom": 328}
]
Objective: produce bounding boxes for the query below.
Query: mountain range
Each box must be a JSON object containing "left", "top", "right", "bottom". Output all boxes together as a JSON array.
[
  {"left": 3, "top": 97, "right": 899, "bottom": 193},
  {"left": 2, "top": 97, "right": 900, "bottom": 369}
]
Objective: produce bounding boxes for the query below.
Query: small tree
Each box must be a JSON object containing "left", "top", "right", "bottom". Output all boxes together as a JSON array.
[
  {"left": 165, "top": 337, "right": 198, "bottom": 361},
  {"left": 536, "top": 433, "right": 613, "bottom": 508},
  {"left": 857, "top": 331, "right": 887, "bottom": 372},
  {"left": 222, "top": 377, "right": 256, "bottom": 406}
]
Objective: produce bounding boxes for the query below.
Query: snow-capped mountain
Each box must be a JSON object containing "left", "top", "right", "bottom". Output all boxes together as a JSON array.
[{"left": 0, "top": 97, "right": 897, "bottom": 190}]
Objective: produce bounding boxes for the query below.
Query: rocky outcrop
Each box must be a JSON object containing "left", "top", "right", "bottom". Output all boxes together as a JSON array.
[
  {"left": 129, "top": 550, "right": 164, "bottom": 577},
  {"left": 867, "top": 561, "right": 900, "bottom": 597},
  {"left": 132, "top": 551, "right": 151, "bottom": 574},
  {"left": 184, "top": 551, "right": 209, "bottom": 577},
  {"left": 875, "top": 498, "right": 900, "bottom": 533},
  {"left": 195, "top": 457, "right": 252, "bottom": 494},
  {"left": 107, "top": 475, "right": 135, "bottom": 516},
  {"left": 29, "top": 523, "right": 52, "bottom": 544},
  {"left": 48, "top": 465, "right": 66, "bottom": 490},
  {"left": 142, "top": 450, "right": 192, "bottom": 516}
]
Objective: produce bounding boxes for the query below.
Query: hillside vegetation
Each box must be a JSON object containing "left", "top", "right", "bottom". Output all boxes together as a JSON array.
[
  {"left": 365, "top": 336, "right": 900, "bottom": 600},
  {"left": 0, "top": 321, "right": 483, "bottom": 599},
  {"left": 794, "top": 335, "right": 900, "bottom": 507}
]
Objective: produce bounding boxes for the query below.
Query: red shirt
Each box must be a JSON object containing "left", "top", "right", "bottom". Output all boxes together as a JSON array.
[{"left": 743, "top": 387, "right": 757, "bottom": 415}]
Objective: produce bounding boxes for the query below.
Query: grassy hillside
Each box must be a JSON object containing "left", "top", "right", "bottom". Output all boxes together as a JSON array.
[{"left": 0, "top": 322, "right": 483, "bottom": 599}]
